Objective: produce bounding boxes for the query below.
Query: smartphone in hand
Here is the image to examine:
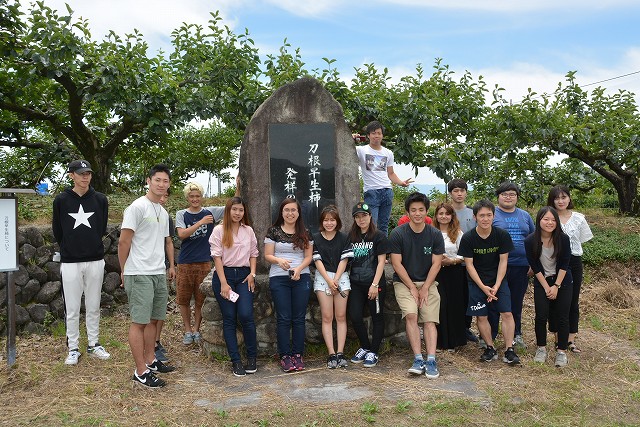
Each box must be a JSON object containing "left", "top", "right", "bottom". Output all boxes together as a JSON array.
[{"left": 229, "top": 290, "right": 239, "bottom": 303}]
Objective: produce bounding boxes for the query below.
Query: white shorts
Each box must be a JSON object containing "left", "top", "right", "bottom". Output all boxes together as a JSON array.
[{"left": 314, "top": 271, "right": 351, "bottom": 293}]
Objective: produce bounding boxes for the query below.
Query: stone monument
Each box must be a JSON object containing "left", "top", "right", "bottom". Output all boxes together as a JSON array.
[{"left": 238, "top": 77, "right": 359, "bottom": 269}]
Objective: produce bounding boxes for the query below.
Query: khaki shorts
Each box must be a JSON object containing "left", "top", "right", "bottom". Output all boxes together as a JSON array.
[
  {"left": 393, "top": 281, "right": 440, "bottom": 324},
  {"left": 176, "top": 262, "right": 211, "bottom": 307},
  {"left": 124, "top": 274, "right": 168, "bottom": 324}
]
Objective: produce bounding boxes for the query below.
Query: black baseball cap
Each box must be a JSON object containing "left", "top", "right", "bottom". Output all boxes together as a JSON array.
[
  {"left": 67, "top": 160, "right": 93, "bottom": 174},
  {"left": 352, "top": 202, "right": 371, "bottom": 216}
]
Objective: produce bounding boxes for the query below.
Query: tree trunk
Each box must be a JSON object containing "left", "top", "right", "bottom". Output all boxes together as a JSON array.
[
  {"left": 81, "top": 151, "right": 112, "bottom": 194},
  {"left": 618, "top": 174, "right": 640, "bottom": 216}
]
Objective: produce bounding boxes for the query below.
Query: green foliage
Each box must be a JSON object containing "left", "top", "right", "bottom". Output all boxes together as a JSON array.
[
  {"left": 360, "top": 402, "right": 378, "bottom": 415},
  {"left": 222, "top": 185, "right": 237, "bottom": 198},
  {"left": 395, "top": 400, "right": 413, "bottom": 413},
  {"left": 0, "top": 1, "right": 259, "bottom": 192},
  {"left": 582, "top": 226, "right": 640, "bottom": 265},
  {"left": 17, "top": 202, "right": 36, "bottom": 222}
]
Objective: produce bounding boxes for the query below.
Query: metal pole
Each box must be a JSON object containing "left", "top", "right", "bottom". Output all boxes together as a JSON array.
[
  {"left": 1, "top": 188, "right": 36, "bottom": 367},
  {"left": 6, "top": 270, "right": 16, "bottom": 366}
]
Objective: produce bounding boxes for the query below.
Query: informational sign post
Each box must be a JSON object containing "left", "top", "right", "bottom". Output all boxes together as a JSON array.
[
  {"left": 2, "top": 188, "right": 35, "bottom": 367},
  {"left": 0, "top": 196, "right": 18, "bottom": 272}
]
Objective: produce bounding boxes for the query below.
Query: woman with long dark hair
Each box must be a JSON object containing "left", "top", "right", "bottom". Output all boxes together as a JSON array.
[
  {"left": 347, "top": 202, "right": 389, "bottom": 368},
  {"left": 524, "top": 206, "right": 573, "bottom": 367},
  {"left": 432, "top": 202, "right": 467, "bottom": 350},
  {"left": 209, "top": 197, "right": 258, "bottom": 377},
  {"left": 547, "top": 185, "right": 593, "bottom": 353},
  {"left": 264, "top": 198, "right": 313, "bottom": 372}
]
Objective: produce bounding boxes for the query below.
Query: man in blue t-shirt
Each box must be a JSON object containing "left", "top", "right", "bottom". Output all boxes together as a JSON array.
[
  {"left": 175, "top": 182, "right": 224, "bottom": 345},
  {"left": 491, "top": 182, "right": 535, "bottom": 349}
]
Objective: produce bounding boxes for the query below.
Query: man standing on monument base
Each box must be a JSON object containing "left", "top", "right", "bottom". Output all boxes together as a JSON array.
[
  {"left": 53, "top": 159, "right": 111, "bottom": 365},
  {"left": 119, "top": 164, "right": 176, "bottom": 388},
  {"left": 356, "top": 121, "right": 414, "bottom": 234}
]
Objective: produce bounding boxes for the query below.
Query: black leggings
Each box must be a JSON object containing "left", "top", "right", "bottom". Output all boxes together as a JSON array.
[
  {"left": 569, "top": 256, "right": 583, "bottom": 334},
  {"left": 534, "top": 275, "right": 572, "bottom": 350},
  {"left": 348, "top": 281, "right": 385, "bottom": 354}
]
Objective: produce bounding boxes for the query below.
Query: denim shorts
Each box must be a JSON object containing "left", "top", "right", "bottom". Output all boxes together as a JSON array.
[{"left": 314, "top": 271, "right": 351, "bottom": 293}]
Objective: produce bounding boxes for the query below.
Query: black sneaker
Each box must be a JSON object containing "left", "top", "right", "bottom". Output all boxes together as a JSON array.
[
  {"left": 327, "top": 354, "right": 338, "bottom": 369},
  {"left": 244, "top": 357, "right": 257, "bottom": 374},
  {"left": 232, "top": 361, "right": 246, "bottom": 377},
  {"left": 132, "top": 370, "right": 166, "bottom": 388},
  {"left": 147, "top": 359, "right": 176, "bottom": 373},
  {"left": 480, "top": 346, "right": 498, "bottom": 362},
  {"left": 503, "top": 347, "right": 521, "bottom": 365},
  {"left": 336, "top": 352, "right": 348, "bottom": 368}
]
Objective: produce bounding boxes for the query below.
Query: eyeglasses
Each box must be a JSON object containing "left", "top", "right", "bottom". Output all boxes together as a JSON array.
[{"left": 500, "top": 192, "right": 518, "bottom": 198}]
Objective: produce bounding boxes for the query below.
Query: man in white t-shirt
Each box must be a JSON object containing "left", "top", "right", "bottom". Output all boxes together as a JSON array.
[
  {"left": 119, "top": 164, "right": 176, "bottom": 388},
  {"left": 356, "top": 121, "right": 413, "bottom": 234}
]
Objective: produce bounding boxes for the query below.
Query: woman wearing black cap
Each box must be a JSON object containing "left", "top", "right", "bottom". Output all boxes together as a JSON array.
[{"left": 347, "top": 202, "right": 390, "bottom": 367}]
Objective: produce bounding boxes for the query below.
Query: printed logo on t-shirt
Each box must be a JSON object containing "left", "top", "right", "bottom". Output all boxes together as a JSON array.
[
  {"left": 423, "top": 246, "right": 432, "bottom": 255},
  {"left": 365, "top": 154, "right": 388, "bottom": 171},
  {"left": 503, "top": 216, "right": 526, "bottom": 242},
  {"left": 474, "top": 246, "right": 499, "bottom": 254},
  {"left": 352, "top": 241, "right": 373, "bottom": 257},
  {"left": 189, "top": 223, "right": 209, "bottom": 240}
]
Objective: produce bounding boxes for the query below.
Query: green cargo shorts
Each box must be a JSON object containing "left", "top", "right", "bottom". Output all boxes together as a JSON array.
[{"left": 124, "top": 274, "right": 168, "bottom": 324}]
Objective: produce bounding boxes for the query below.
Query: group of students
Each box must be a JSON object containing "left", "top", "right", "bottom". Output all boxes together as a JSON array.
[{"left": 53, "top": 135, "right": 592, "bottom": 389}]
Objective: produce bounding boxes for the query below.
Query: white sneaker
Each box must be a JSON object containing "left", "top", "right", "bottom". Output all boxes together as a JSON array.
[
  {"left": 513, "top": 335, "right": 527, "bottom": 349},
  {"left": 533, "top": 347, "right": 547, "bottom": 363},
  {"left": 555, "top": 352, "right": 568, "bottom": 367},
  {"left": 88, "top": 345, "right": 111, "bottom": 360},
  {"left": 65, "top": 349, "right": 81, "bottom": 365}
]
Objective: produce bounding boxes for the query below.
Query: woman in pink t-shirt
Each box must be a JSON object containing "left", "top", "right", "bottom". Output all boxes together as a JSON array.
[{"left": 209, "top": 197, "right": 259, "bottom": 377}]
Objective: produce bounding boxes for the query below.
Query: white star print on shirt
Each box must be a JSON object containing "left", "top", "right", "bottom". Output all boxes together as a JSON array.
[{"left": 68, "top": 205, "right": 94, "bottom": 229}]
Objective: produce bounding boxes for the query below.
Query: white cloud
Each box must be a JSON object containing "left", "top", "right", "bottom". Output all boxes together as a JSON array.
[
  {"left": 379, "top": 0, "right": 636, "bottom": 12},
  {"left": 262, "top": 0, "right": 343, "bottom": 17},
  {"left": 28, "top": 0, "right": 242, "bottom": 52}
]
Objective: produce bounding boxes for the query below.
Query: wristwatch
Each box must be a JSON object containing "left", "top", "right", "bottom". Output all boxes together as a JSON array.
[
  {"left": 251, "top": 273, "right": 256, "bottom": 278},
  {"left": 554, "top": 282, "right": 562, "bottom": 289},
  {"left": 371, "top": 283, "right": 379, "bottom": 288}
]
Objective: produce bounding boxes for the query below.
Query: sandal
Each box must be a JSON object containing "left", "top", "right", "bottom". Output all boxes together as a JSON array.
[{"left": 568, "top": 341, "right": 581, "bottom": 353}]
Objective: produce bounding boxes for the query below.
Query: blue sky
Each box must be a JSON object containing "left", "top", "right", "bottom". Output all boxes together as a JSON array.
[{"left": 38, "top": 1, "right": 640, "bottom": 189}]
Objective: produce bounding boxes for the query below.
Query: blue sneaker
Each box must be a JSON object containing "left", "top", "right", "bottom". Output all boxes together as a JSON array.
[
  {"left": 363, "top": 352, "right": 378, "bottom": 368},
  {"left": 408, "top": 358, "right": 425, "bottom": 375},
  {"left": 466, "top": 328, "right": 479, "bottom": 343},
  {"left": 350, "top": 348, "right": 369, "bottom": 364},
  {"left": 155, "top": 342, "right": 169, "bottom": 363},
  {"left": 424, "top": 359, "right": 439, "bottom": 379}
]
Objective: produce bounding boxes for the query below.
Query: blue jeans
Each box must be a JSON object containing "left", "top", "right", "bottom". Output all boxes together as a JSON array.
[
  {"left": 212, "top": 267, "right": 257, "bottom": 362},
  {"left": 269, "top": 273, "right": 311, "bottom": 356},
  {"left": 363, "top": 188, "right": 393, "bottom": 235},
  {"left": 488, "top": 265, "right": 529, "bottom": 339}
]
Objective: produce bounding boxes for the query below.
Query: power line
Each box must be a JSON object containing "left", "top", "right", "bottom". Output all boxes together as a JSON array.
[{"left": 580, "top": 70, "right": 640, "bottom": 88}]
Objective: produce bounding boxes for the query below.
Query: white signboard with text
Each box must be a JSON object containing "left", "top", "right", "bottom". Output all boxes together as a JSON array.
[{"left": 0, "top": 197, "right": 18, "bottom": 272}]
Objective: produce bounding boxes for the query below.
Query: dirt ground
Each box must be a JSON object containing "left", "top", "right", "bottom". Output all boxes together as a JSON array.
[{"left": 1, "top": 262, "right": 639, "bottom": 427}]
